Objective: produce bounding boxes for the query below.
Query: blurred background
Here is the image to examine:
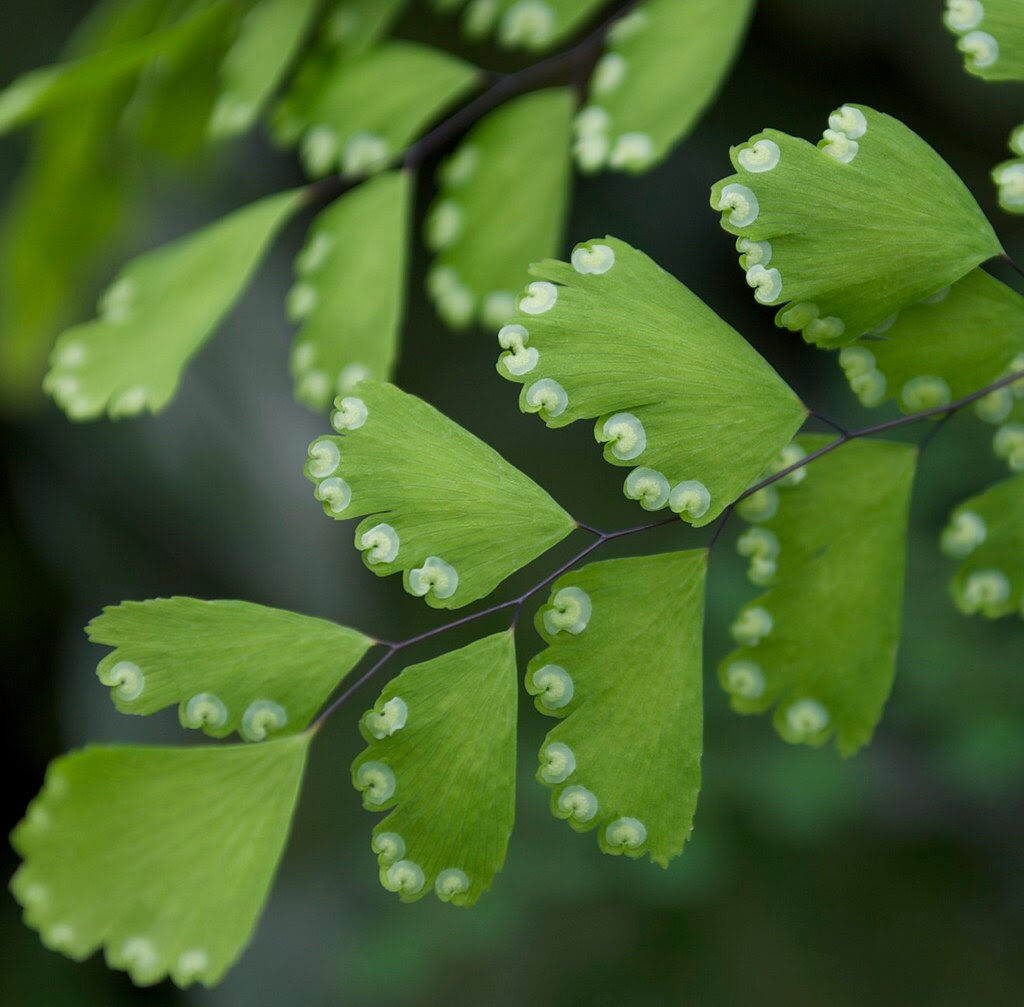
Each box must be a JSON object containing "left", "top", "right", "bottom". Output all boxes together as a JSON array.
[{"left": 2, "top": 0, "right": 1024, "bottom": 1003}]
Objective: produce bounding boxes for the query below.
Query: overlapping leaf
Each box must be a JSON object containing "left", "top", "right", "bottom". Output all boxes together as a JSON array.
[
  {"left": 574, "top": 0, "right": 754, "bottom": 174},
  {"left": 941, "top": 475, "right": 1024, "bottom": 620},
  {"left": 88, "top": 598, "right": 374, "bottom": 739},
  {"left": 710, "top": 104, "right": 1002, "bottom": 346},
  {"left": 721, "top": 437, "right": 917, "bottom": 755},
  {"left": 426, "top": 88, "right": 572, "bottom": 330},
  {"left": 303, "top": 381, "right": 576, "bottom": 608},
  {"left": 0, "top": 2, "right": 228, "bottom": 135},
  {"left": 298, "top": 41, "right": 478, "bottom": 178},
  {"left": 443, "top": 0, "right": 606, "bottom": 51},
  {"left": 352, "top": 632, "right": 516, "bottom": 904},
  {"left": 836, "top": 269, "right": 1024, "bottom": 417},
  {"left": 496, "top": 236, "right": 808, "bottom": 525},
  {"left": 290, "top": 171, "right": 411, "bottom": 409},
  {"left": 207, "top": 0, "right": 320, "bottom": 138},
  {"left": 43, "top": 188, "right": 303, "bottom": 421},
  {"left": 944, "top": 0, "right": 1024, "bottom": 81},
  {"left": 270, "top": 0, "right": 409, "bottom": 146},
  {"left": 527, "top": 551, "right": 705, "bottom": 866},
  {"left": 11, "top": 736, "right": 309, "bottom": 988}
]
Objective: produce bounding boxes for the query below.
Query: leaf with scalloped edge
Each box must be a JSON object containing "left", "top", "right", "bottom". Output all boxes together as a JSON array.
[
  {"left": 0, "top": 0, "right": 169, "bottom": 409},
  {"left": 298, "top": 41, "right": 479, "bottom": 179},
  {"left": 495, "top": 236, "right": 808, "bottom": 526},
  {"left": 944, "top": 0, "right": 1024, "bottom": 81},
  {"left": 207, "top": 0, "right": 320, "bottom": 138},
  {"left": 270, "top": 0, "right": 410, "bottom": 146},
  {"left": 0, "top": 3, "right": 228, "bottom": 136},
  {"left": 42, "top": 188, "right": 303, "bottom": 421},
  {"left": 11, "top": 735, "right": 308, "bottom": 989},
  {"left": 993, "top": 122, "right": 1024, "bottom": 214},
  {"left": 573, "top": 0, "right": 754, "bottom": 174},
  {"left": 710, "top": 103, "right": 1002, "bottom": 347},
  {"left": 940, "top": 474, "right": 1024, "bottom": 621},
  {"left": 87, "top": 598, "right": 374, "bottom": 740},
  {"left": 303, "top": 380, "right": 576, "bottom": 608},
  {"left": 290, "top": 171, "right": 411, "bottom": 409},
  {"left": 721, "top": 437, "right": 917, "bottom": 756},
  {"left": 425, "top": 88, "right": 572, "bottom": 331},
  {"left": 835, "top": 269, "right": 1024, "bottom": 419},
  {"left": 352, "top": 631, "right": 516, "bottom": 905},
  {"left": 445, "top": 0, "right": 606, "bottom": 51},
  {"left": 527, "top": 551, "right": 704, "bottom": 867}
]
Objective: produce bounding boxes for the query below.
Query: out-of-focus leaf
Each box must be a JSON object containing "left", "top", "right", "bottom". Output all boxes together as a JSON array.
[
  {"left": 43, "top": 188, "right": 303, "bottom": 421},
  {"left": 208, "top": 0, "right": 320, "bottom": 138},
  {"left": 575, "top": 0, "right": 755, "bottom": 174},
  {"left": 425, "top": 88, "right": 573, "bottom": 331},
  {"left": 290, "top": 171, "right": 412, "bottom": 410},
  {"left": 298, "top": 41, "right": 479, "bottom": 178}
]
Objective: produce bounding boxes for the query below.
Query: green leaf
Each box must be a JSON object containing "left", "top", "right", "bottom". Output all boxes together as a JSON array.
[
  {"left": 270, "top": 0, "right": 410, "bottom": 146},
  {"left": 352, "top": 632, "right": 516, "bottom": 905},
  {"left": 0, "top": 0, "right": 170, "bottom": 409},
  {"left": 119, "top": 1, "right": 240, "bottom": 162},
  {"left": 207, "top": 0, "right": 320, "bottom": 138},
  {"left": 299, "top": 41, "right": 479, "bottom": 178},
  {"left": 992, "top": 122, "right": 1024, "bottom": 214},
  {"left": 87, "top": 598, "right": 374, "bottom": 739},
  {"left": 290, "top": 171, "right": 411, "bottom": 409},
  {"left": 721, "top": 437, "right": 917, "bottom": 756},
  {"left": 944, "top": 0, "right": 1024, "bottom": 81},
  {"left": 941, "top": 474, "right": 1024, "bottom": 620},
  {"left": 496, "top": 236, "right": 808, "bottom": 526},
  {"left": 43, "top": 188, "right": 303, "bottom": 421},
  {"left": 527, "top": 551, "right": 705, "bottom": 867},
  {"left": 11, "top": 735, "right": 309, "bottom": 988},
  {"left": 710, "top": 104, "right": 1002, "bottom": 347},
  {"left": 303, "top": 381, "right": 576, "bottom": 608},
  {"left": 574, "top": 0, "right": 755, "bottom": 174},
  {"left": 836, "top": 269, "right": 1024, "bottom": 419},
  {"left": 426, "top": 88, "right": 573, "bottom": 331},
  {"left": 451, "top": 0, "right": 606, "bottom": 51},
  {"left": 0, "top": 2, "right": 228, "bottom": 135}
]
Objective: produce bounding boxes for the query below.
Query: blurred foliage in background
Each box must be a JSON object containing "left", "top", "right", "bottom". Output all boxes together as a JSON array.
[{"left": 2, "top": 0, "right": 1024, "bottom": 1003}]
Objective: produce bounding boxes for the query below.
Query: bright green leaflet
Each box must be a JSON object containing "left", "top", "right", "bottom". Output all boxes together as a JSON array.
[
  {"left": 448, "top": 0, "right": 606, "bottom": 51},
  {"left": 941, "top": 475, "right": 1024, "bottom": 620},
  {"left": 0, "top": 2, "right": 228, "bottom": 135},
  {"left": 88, "top": 598, "right": 374, "bottom": 740},
  {"left": 527, "top": 551, "right": 705, "bottom": 867},
  {"left": 43, "top": 187, "right": 303, "bottom": 421},
  {"left": 352, "top": 632, "right": 517, "bottom": 905},
  {"left": 943, "top": 0, "right": 1024, "bottom": 81},
  {"left": 291, "top": 171, "right": 411, "bottom": 409},
  {"left": 270, "top": 0, "right": 409, "bottom": 146},
  {"left": 11, "top": 735, "right": 309, "bottom": 988},
  {"left": 208, "top": 0, "right": 320, "bottom": 138},
  {"left": 303, "top": 381, "right": 576, "bottom": 608},
  {"left": 710, "top": 104, "right": 1002, "bottom": 347},
  {"left": 496, "top": 236, "right": 808, "bottom": 526},
  {"left": 426, "top": 88, "right": 573, "bottom": 331},
  {"left": 0, "top": 0, "right": 169, "bottom": 408},
  {"left": 721, "top": 437, "right": 917, "bottom": 756},
  {"left": 574, "top": 0, "right": 755, "bottom": 174},
  {"left": 299, "top": 41, "right": 479, "bottom": 178},
  {"left": 992, "top": 122, "right": 1024, "bottom": 214},
  {"left": 836, "top": 269, "right": 1024, "bottom": 420}
]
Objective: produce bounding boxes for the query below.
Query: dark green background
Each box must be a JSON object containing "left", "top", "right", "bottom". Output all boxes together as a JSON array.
[{"left": 2, "top": 1, "right": 1023, "bottom": 1003}]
